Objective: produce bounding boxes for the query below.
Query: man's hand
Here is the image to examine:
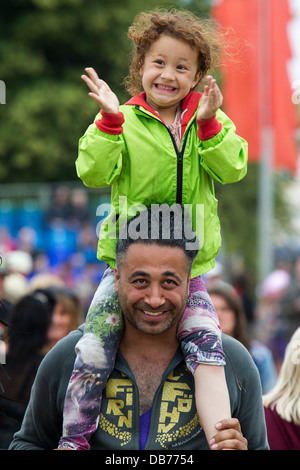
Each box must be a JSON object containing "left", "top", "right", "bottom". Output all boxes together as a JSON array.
[
  {"left": 54, "top": 447, "right": 72, "bottom": 450},
  {"left": 197, "top": 76, "right": 223, "bottom": 120},
  {"left": 209, "top": 418, "right": 248, "bottom": 450},
  {"left": 81, "top": 67, "right": 120, "bottom": 114}
]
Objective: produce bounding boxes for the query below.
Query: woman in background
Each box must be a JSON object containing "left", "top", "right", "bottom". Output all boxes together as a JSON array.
[
  {"left": 208, "top": 281, "right": 277, "bottom": 394},
  {"left": 263, "top": 327, "right": 300, "bottom": 450},
  {"left": 0, "top": 289, "right": 55, "bottom": 448},
  {"left": 44, "top": 287, "right": 83, "bottom": 352}
]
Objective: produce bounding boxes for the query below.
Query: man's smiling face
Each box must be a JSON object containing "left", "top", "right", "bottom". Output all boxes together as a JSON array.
[{"left": 115, "top": 242, "right": 191, "bottom": 336}]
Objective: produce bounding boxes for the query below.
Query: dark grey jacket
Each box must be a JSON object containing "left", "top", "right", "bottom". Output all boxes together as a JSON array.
[{"left": 10, "top": 326, "right": 269, "bottom": 450}]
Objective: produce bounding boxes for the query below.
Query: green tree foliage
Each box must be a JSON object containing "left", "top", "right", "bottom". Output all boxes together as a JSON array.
[
  {"left": 0, "top": 0, "right": 210, "bottom": 183},
  {"left": 215, "top": 164, "right": 293, "bottom": 276},
  {"left": 215, "top": 165, "right": 258, "bottom": 273}
]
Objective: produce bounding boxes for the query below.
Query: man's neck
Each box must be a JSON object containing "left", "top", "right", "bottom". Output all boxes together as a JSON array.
[
  {"left": 120, "top": 322, "right": 179, "bottom": 359},
  {"left": 120, "top": 323, "right": 179, "bottom": 415}
]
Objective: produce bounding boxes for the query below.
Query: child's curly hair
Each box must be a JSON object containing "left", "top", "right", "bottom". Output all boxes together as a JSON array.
[{"left": 124, "top": 8, "right": 223, "bottom": 96}]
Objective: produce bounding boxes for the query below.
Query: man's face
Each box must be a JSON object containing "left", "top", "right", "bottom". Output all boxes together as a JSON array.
[{"left": 115, "top": 243, "right": 191, "bottom": 336}]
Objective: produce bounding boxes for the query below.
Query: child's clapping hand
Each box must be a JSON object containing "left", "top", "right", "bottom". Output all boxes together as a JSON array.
[
  {"left": 81, "top": 67, "right": 120, "bottom": 114},
  {"left": 197, "top": 76, "right": 223, "bottom": 120}
]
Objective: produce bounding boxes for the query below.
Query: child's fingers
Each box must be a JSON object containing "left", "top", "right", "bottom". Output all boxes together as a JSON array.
[
  {"left": 206, "top": 76, "right": 223, "bottom": 101},
  {"left": 82, "top": 73, "right": 111, "bottom": 99},
  {"left": 85, "top": 67, "right": 100, "bottom": 84},
  {"left": 84, "top": 68, "right": 110, "bottom": 91},
  {"left": 206, "top": 75, "right": 216, "bottom": 88},
  {"left": 81, "top": 74, "right": 99, "bottom": 94},
  {"left": 88, "top": 92, "right": 102, "bottom": 105}
]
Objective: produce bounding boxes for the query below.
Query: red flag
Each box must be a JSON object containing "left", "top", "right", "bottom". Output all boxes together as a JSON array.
[
  {"left": 271, "top": 0, "right": 298, "bottom": 172},
  {"left": 212, "top": 0, "right": 298, "bottom": 173}
]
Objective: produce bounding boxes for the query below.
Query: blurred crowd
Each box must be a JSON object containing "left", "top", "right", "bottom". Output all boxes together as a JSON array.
[
  {"left": 0, "top": 185, "right": 107, "bottom": 448},
  {"left": 205, "top": 258, "right": 300, "bottom": 372},
  {"left": 0, "top": 186, "right": 106, "bottom": 316},
  {"left": 0, "top": 187, "right": 300, "bottom": 449},
  {"left": 204, "top": 261, "right": 300, "bottom": 449}
]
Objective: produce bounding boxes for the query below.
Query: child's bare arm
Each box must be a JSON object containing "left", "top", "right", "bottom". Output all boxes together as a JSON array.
[{"left": 81, "top": 67, "right": 120, "bottom": 114}]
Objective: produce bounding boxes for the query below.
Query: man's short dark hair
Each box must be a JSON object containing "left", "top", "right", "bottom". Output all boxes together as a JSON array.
[{"left": 116, "top": 204, "right": 199, "bottom": 271}]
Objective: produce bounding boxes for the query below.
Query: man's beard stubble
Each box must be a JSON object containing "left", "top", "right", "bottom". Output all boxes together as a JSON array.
[{"left": 117, "top": 284, "right": 189, "bottom": 336}]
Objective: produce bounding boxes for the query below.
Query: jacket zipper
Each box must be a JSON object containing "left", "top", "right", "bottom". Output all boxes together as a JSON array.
[
  {"left": 135, "top": 106, "right": 193, "bottom": 205},
  {"left": 165, "top": 126, "right": 191, "bottom": 204}
]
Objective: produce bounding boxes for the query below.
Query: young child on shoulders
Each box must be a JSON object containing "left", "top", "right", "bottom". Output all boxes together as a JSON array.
[{"left": 58, "top": 8, "right": 248, "bottom": 450}]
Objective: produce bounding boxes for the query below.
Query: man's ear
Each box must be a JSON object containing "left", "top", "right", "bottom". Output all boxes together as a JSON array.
[{"left": 114, "top": 267, "right": 120, "bottom": 292}]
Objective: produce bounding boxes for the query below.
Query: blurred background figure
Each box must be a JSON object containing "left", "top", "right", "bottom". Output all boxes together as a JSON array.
[
  {"left": 0, "top": 299, "right": 11, "bottom": 341},
  {"left": 208, "top": 281, "right": 277, "bottom": 394},
  {"left": 27, "top": 272, "right": 65, "bottom": 292},
  {"left": 279, "top": 257, "right": 300, "bottom": 346},
  {"left": 232, "top": 272, "right": 255, "bottom": 326},
  {"left": 254, "top": 268, "right": 291, "bottom": 371},
  {"left": 43, "top": 287, "right": 83, "bottom": 353},
  {"left": 263, "top": 327, "right": 300, "bottom": 450},
  {"left": 0, "top": 227, "right": 16, "bottom": 253},
  {"left": 2, "top": 250, "right": 33, "bottom": 305},
  {"left": 67, "top": 188, "right": 90, "bottom": 230},
  {"left": 45, "top": 186, "right": 71, "bottom": 228},
  {"left": 204, "top": 260, "right": 224, "bottom": 288},
  {"left": 0, "top": 289, "right": 55, "bottom": 449},
  {"left": 17, "top": 226, "right": 38, "bottom": 255}
]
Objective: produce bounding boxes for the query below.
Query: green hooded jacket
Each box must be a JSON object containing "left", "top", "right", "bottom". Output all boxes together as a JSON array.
[{"left": 76, "top": 91, "right": 248, "bottom": 277}]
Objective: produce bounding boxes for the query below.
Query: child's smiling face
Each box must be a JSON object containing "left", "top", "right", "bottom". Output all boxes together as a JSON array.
[{"left": 140, "top": 34, "right": 201, "bottom": 122}]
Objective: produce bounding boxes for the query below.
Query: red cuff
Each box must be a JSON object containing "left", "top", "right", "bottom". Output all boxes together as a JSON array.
[
  {"left": 197, "top": 114, "right": 222, "bottom": 141},
  {"left": 95, "top": 111, "right": 125, "bottom": 135}
]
